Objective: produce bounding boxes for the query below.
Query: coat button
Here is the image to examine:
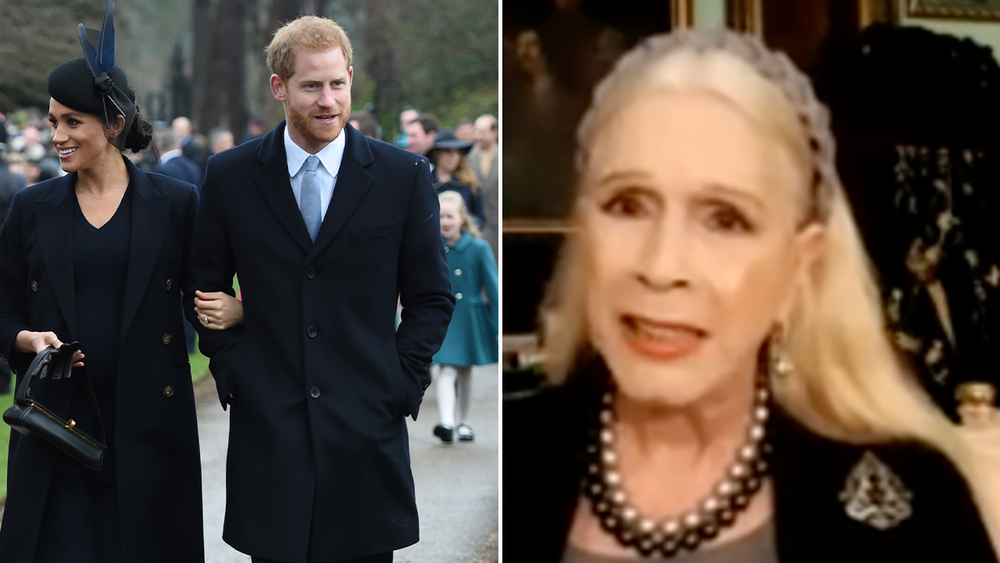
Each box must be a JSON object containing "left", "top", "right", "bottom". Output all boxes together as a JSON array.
[
  {"left": 310, "top": 386, "right": 320, "bottom": 399},
  {"left": 306, "top": 267, "right": 316, "bottom": 279},
  {"left": 456, "top": 292, "right": 463, "bottom": 300},
  {"left": 163, "top": 386, "right": 175, "bottom": 397},
  {"left": 455, "top": 268, "right": 462, "bottom": 276},
  {"left": 307, "top": 326, "right": 318, "bottom": 338},
  {"left": 165, "top": 279, "right": 172, "bottom": 290},
  {"left": 162, "top": 334, "right": 172, "bottom": 344},
  {"left": 30, "top": 281, "right": 39, "bottom": 292}
]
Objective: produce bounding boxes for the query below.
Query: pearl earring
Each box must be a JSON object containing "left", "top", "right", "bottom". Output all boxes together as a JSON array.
[{"left": 770, "top": 325, "right": 795, "bottom": 379}]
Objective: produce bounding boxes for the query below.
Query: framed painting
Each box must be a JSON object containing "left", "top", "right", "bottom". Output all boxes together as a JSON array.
[
  {"left": 904, "top": 0, "right": 1000, "bottom": 20},
  {"left": 502, "top": 1, "right": 675, "bottom": 352}
]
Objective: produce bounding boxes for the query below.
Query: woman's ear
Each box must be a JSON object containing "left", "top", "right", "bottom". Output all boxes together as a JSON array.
[
  {"left": 107, "top": 114, "right": 126, "bottom": 142},
  {"left": 779, "top": 222, "right": 827, "bottom": 322}
]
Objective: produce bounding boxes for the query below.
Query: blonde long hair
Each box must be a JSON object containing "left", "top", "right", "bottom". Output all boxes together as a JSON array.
[
  {"left": 439, "top": 190, "right": 482, "bottom": 239},
  {"left": 541, "top": 35, "right": 972, "bottom": 479}
]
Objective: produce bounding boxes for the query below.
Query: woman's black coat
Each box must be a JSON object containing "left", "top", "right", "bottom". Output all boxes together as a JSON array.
[{"left": 0, "top": 158, "right": 203, "bottom": 562}]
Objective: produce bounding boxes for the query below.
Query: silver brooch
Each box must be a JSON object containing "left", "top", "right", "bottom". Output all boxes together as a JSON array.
[{"left": 839, "top": 451, "right": 913, "bottom": 530}]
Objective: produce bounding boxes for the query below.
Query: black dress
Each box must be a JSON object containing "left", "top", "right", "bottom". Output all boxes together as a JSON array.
[
  {"left": 504, "top": 357, "right": 998, "bottom": 563},
  {"left": 0, "top": 160, "right": 204, "bottom": 563},
  {"left": 33, "top": 188, "right": 133, "bottom": 562}
]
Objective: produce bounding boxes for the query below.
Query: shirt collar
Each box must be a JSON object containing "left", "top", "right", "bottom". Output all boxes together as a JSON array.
[
  {"left": 160, "top": 148, "right": 182, "bottom": 163},
  {"left": 284, "top": 123, "right": 347, "bottom": 177}
]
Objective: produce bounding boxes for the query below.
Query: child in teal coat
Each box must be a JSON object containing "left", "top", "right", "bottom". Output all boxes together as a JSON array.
[{"left": 432, "top": 191, "right": 499, "bottom": 443}]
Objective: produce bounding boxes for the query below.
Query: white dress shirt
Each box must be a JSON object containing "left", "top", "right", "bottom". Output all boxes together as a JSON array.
[{"left": 284, "top": 125, "right": 346, "bottom": 222}]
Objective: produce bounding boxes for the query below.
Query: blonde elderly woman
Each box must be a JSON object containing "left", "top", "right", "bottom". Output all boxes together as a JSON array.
[{"left": 504, "top": 31, "right": 1000, "bottom": 563}]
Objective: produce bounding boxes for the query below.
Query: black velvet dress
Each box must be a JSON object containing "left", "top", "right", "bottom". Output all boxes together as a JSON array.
[
  {"left": 504, "top": 357, "right": 998, "bottom": 563},
  {"left": 33, "top": 188, "right": 132, "bottom": 563}
]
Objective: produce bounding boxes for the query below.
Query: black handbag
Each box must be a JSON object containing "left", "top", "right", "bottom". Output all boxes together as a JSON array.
[{"left": 2, "top": 342, "right": 107, "bottom": 470}]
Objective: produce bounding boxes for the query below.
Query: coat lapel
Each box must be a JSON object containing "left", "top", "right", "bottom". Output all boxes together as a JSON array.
[
  {"left": 35, "top": 175, "right": 78, "bottom": 336},
  {"left": 308, "top": 125, "right": 373, "bottom": 260},
  {"left": 119, "top": 159, "right": 171, "bottom": 340},
  {"left": 253, "top": 123, "right": 313, "bottom": 253}
]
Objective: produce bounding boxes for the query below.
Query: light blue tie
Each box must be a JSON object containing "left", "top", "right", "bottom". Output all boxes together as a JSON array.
[{"left": 300, "top": 155, "right": 321, "bottom": 241}]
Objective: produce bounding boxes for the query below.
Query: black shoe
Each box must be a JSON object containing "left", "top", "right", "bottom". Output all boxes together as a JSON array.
[
  {"left": 457, "top": 424, "right": 475, "bottom": 442},
  {"left": 433, "top": 424, "right": 454, "bottom": 443}
]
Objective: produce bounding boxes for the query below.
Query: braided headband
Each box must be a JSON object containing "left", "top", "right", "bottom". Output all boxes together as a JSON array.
[{"left": 577, "top": 30, "right": 839, "bottom": 223}]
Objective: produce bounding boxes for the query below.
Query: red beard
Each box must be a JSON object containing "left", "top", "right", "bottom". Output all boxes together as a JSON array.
[{"left": 286, "top": 102, "right": 351, "bottom": 149}]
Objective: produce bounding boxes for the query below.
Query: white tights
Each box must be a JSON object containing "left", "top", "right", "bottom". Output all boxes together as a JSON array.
[{"left": 436, "top": 365, "right": 472, "bottom": 427}]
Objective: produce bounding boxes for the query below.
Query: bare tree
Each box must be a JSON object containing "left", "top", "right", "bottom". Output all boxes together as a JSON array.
[
  {"left": 191, "top": 0, "right": 215, "bottom": 126},
  {"left": 363, "top": 0, "right": 403, "bottom": 126},
  {"left": 192, "top": 0, "right": 250, "bottom": 134},
  {"left": 216, "top": 0, "right": 249, "bottom": 136},
  {"left": 269, "top": 0, "right": 303, "bottom": 29},
  {"left": 0, "top": 1, "right": 102, "bottom": 109}
]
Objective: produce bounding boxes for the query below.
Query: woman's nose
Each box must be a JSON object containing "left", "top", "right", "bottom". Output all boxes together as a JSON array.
[
  {"left": 635, "top": 218, "right": 691, "bottom": 290},
  {"left": 50, "top": 125, "right": 67, "bottom": 145}
]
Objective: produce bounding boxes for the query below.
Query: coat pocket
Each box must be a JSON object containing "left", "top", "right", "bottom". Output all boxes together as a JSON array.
[
  {"left": 380, "top": 338, "right": 407, "bottom": 417},
  {"left": 349, "top": 222, "right": 396, "bottom": 242}
]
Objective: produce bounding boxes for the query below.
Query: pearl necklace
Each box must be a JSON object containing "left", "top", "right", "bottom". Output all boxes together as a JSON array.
[{"left": 584, "top": 377, "right": 771, "bottom": 558}]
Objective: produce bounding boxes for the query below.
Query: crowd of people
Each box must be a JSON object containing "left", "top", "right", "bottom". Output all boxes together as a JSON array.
[
  {"left": 0, "top": 2, "right": 496, "bottom": 561},
  {"left": 384, "top": 108, "right": 500, "bottom": 443},
  {"left": 395, "top": 109, "right": 499, "bottom": 260}
]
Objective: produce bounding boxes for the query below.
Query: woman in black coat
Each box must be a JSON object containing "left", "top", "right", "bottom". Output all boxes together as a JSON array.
[
  {"left": 504, "top": 30, "right": 999, "bottom": 562},
  {"left": 0, "top": 4, "right": 203, "bottom": 561},
  {"left": 429, "top": 127, "right": 486, "bottom": 228}
]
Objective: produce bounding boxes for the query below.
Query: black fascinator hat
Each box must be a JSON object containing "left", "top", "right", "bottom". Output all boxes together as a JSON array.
[{"left": 47, "top": 0, "right": 136, "bottom": 151}]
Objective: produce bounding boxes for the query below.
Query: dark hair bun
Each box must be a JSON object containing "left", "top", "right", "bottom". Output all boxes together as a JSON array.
[{"left": 123, "top": 88, "right": 152, "bottom": 153}]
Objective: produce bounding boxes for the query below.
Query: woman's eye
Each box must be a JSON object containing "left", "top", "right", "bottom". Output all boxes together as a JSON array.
[
  {"left": 707, "top": 205, "right": 753, "bottom": 233},
  {"left": 601, "top": 192, "right": 648, "bottom": 217}
]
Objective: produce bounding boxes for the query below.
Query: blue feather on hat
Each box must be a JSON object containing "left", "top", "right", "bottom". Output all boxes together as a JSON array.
[{"left": 78, "top": 0, "right": 116, "bottom": 78}]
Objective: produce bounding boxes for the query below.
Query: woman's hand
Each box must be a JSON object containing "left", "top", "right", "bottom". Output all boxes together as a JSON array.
[
  {"left": 14, "top": 330, "right": 85, "bottom": 367},
  {"left": 194, "top": 290, "right": 244, "bottom": 331}
]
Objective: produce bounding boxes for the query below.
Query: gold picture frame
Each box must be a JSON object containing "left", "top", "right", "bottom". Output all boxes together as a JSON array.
[
  {"left": 672, "top": 0, "right": 695, "bottom": 29},
  {"left": 727, "top": 0, "right": 763, "bottom": 35},
  {"left": 904, "top": 0, "right": 1000, "bottom": 20}
]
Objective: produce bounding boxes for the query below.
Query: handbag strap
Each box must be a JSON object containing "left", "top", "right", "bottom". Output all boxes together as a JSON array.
[{"left": 14, "top": 343, "right": 106, "bottom": 445}]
